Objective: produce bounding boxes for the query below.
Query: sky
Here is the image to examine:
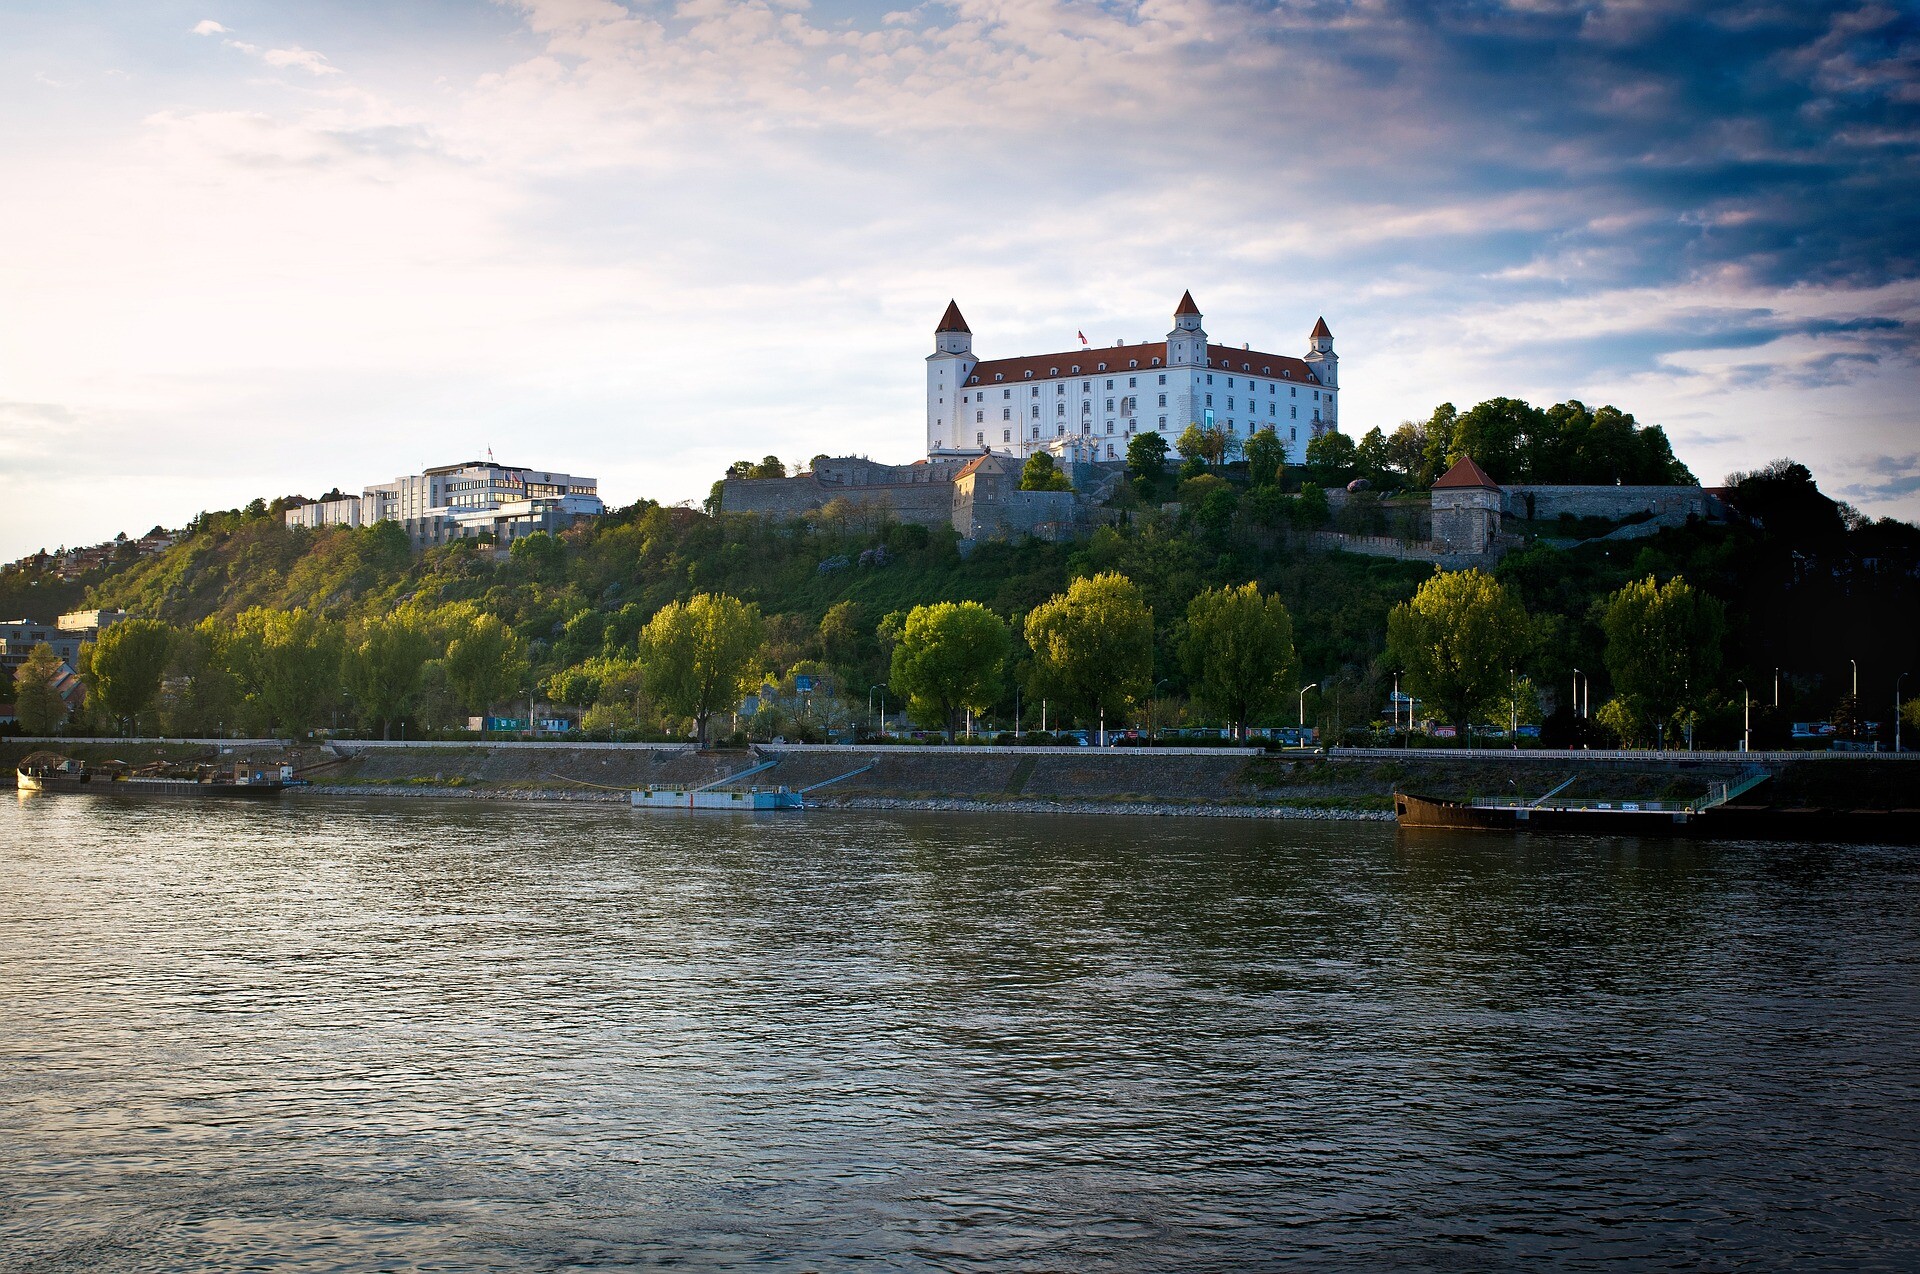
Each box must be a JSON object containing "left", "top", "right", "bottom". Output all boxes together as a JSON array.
[{"left": 2, "top": 0, "right": 1917, "bottom": 560}]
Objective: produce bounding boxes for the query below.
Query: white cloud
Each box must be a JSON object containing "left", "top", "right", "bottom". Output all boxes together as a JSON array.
[
  {"left": 1, "top": 0, "right": 1916, "bottom": 558},
  {"left": 260, "top": 46, "right": 342, "bottom": 76},
  {"left": 191, "top": 19, "right": 227, "bottom": 36}
]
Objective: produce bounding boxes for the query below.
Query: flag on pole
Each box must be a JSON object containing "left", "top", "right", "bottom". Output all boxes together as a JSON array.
[{"left": 1077, "top": 330, "right": 1088, "bottom": 346}]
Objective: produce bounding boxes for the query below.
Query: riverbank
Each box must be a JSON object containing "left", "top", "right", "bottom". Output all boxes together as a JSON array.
[{"left": 8, "top": 739, "right": 1913, "bottom": 820}]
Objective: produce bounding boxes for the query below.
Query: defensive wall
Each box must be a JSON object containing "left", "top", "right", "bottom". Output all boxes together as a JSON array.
[{"left": 1502, "top": 484, "right": 1717, "bottom": 525}]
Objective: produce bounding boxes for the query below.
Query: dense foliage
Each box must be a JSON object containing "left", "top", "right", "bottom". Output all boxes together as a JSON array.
[{"left": 2, "top": 397, "right": 1912, "bottom": 746}]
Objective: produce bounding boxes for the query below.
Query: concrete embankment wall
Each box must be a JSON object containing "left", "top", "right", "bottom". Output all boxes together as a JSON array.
[{"left": 9, "top": 739, "right": 1914, "bottom": 813}]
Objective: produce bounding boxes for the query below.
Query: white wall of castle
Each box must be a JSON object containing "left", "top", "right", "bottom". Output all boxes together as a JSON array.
[{"left": 927, "top": 305, "right": 1338, "bottom": 465}]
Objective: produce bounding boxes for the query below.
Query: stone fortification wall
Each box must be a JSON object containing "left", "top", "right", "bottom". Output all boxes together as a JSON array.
[
  {"left": 1504, "top": 485, "right": 1714, "bottom": 525},
  {"left": 720, "top": 472, "right": 955, "bottom": 524},
  {"left": 1308, "top": 532, "right": 1492, "bottom": 568}
]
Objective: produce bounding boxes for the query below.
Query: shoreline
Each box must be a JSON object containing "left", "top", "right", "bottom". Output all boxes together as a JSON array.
[{"left": 295, "top": 783, "right": 1392, "bottom": 820}]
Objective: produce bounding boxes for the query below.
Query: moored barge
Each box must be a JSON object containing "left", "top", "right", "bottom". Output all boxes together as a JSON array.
[{"left": 17, "top": 753, "right": 292, "bottom": 798}]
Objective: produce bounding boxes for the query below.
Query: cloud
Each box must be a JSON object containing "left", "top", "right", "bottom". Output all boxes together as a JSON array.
[
  {"left": 5, "top": 0, "right": 1920, "bottom": 557},
  {"left": 191, "top": 20, "right": 227, "bottom": 36},
  {"left": 260, "top": 46, "right": 341, "bottom": 76}
]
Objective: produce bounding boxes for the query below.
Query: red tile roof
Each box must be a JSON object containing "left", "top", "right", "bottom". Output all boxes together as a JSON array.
[
  {"left": 936, "top": 300, "right": 970, "bottom": 334},
  {"left": 1311, "top": 316, "right": 1332, "bottom": 340},
  {"left": 1432, "top": 455, "right": 1501, "bottom": 490},
  {"left": 964, "top": 342, "right": 1321, "bottom": 386},
  {"left": 1175, "top": 289, "right": 1201, "bottom": 316}
]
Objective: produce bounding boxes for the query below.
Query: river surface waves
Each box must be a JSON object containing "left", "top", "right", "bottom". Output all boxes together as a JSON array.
[{"left": 2, "top": 795, "right": 1916, "bottom": 1270}]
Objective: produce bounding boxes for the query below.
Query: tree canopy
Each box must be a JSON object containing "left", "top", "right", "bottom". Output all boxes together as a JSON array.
[
  {"left": 87, "top": 617, "right": 174, "bottom": 734},
  {"left": 638, "top": 592, "right": 763, "bottom": 747},
  {"left": 1385, "top": 568, "right": 1533, "bottom": 737},
  {"left": 13, "top": 643, "right": 67, "bottom": 736},
  {"left": 1023, "top": 572, "right": 1154, "bottom": 726},
  {"left": 1597, "top": 574, "right": 1725, "bottom": 747},
  {"left": 1181, "top": 583, "right": 1297, "bottom": 739},
  {"left": 887, "top": 601, "right": 1012, "bottom": 740}
]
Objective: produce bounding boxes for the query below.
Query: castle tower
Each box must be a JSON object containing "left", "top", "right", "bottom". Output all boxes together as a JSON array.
[
  {"left": 927, "top": 300, "right": 978, "bottom": 454},
  {"left": 1304, "top": 316, "right": 1336, "bottom": 390},
  {"left": 1166, "top": 290, "right": 1207, "bottom": 367}
]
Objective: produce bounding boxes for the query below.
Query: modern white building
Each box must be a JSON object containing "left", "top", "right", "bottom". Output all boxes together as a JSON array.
[
  {"left": 285, "top": 459, "right": 604, "bottom": 547},
  {"left": 926, "top": 292, "right": 1339, "bottom": 465}
]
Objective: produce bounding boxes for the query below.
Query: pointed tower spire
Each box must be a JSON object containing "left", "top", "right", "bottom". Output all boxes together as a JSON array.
[
  {"left": 1310, "top": 316, "right": 1332, "bottom": 340},
  {"left": 1174, "top": 289, "right": 1201, "bottom": 317},
  {"left": 936, "top": 300, "right": 970, "bottom": 334}
]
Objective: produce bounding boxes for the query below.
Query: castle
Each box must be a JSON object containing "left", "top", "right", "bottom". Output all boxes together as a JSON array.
[
  {"left": 928, "top": 292, "right": 1339, "bottom": 465},
  {"left": 719, "top": 292, "right": 1341, "bottom": 540}
]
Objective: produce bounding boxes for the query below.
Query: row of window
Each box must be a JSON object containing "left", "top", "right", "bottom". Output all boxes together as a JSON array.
[{"left": 968, "top": 354, "right": 1325, "bottom": 385}]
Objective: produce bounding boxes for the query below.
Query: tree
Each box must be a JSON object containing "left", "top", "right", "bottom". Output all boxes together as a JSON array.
[
  {"left": 344, "top": 612, "right": 434, "bottom": 738},
  {"left": 1181, "top": 584, "right": 1297, "bottom": 739},
  {"left": 638, "top": 593, "right": 764, "bottom": 747},
  {"left": 1175, "top": 424, "right": 1227, "bottom": 466},
  {"left": 1023, "top": 572, "right": 1153, "bottom": 728},
  {"left": 819, "top": 600, "right": 877, "bottom": 685},
  {"left": 509, "top": 531, "right": 566, "bottom": 583},
  {"left": 1599, "top": 575, "right": 1725, "bottom": 747},
  {"left": 1127, "top": 431, "right": 1169, "bottom": 482},
  {"left": 1304, "top": 430, "right": 1357, "bottom": 483},
  {"left": 1244, "top": 427, "right": 1285, "bottom": 488},
  {"left": 88, "top": 617, "right": 174, "bottom": 734},
  {"left": 1385, "top": 568, "right": 1533, "bottom": 741},
  {"left": 444, "top": 612, "right": 530, "bottom": 719},
  {"left": 888, "top": 601, "right": 1011, "bottom": 741},
  {"left": 160, "top": 619, "right": 240, "bottom": 736},
  {"left": 1355, "top": 426, "right": 1392, "bottom": 486},
  {"left": 230, "top": 608, "right": 345, "bottom": 736},
  {"left": 13, "top": 643, "right": 67, "bottom": 736},
  {"left": 1020, "top": 452, "right": 1073, "bottom": 492}
]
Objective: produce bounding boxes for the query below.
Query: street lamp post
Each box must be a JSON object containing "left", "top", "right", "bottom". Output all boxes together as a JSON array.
[
  {"left": 1300, "top": 682, "right": 1318, "bottom": 729},
  {"left": 1508, "top": 667, "right": 1517, "bottom": 749},
  {"left": 1852, "top": 658, "right": 1859, "bottom": 700},
  {"left": 1774, "top": 667, "right": 1781, "bottom": 708},
  {"left": 1738, "top": 681, "right": 1750, "bottom": 753},
  {"left": 1898, "top": 672, "right": 1909, "bottom": 754},
  {"left": 1572, "top": 668, "right": 1581, "bottom": 720}
]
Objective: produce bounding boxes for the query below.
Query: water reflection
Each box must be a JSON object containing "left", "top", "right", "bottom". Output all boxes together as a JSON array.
[{"left": 2, "top": 795, "right": 1916, "bottom": 1269}]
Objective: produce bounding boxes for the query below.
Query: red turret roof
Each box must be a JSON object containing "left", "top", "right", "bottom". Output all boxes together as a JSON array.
[
  {"left": 1310, "top": 316, "right": 1332, "bottom": 340},
  {"left": 936, "top": 300, "right": 970, "bottom": 334},
  {"left": 1174, "top": 289, "right": 1201, "bottom": 316},
  {"left": 1432, "top": 455, "right": 1501, "bottom": 490}
]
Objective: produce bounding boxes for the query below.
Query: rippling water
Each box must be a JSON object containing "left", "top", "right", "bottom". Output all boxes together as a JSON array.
[{"left": 2, "top": 793, "right": 1917, "bottom": 1270}]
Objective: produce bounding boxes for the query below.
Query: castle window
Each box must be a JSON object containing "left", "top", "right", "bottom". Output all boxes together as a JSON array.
[
  {"left": 1025, "top": 371, "right": 1033, "bottom": 379},
  {"left": 1057, "top": 384, "right": 1065, "bottom": 395},
  {"left": 1105, "top": 379, "right": 1113, "bottom": 389},
  {"left": 1228, "top": 377, "right": 1235, "bottom": 387},
  {"left": 1228, "top": 397, "right": 1235, "bottom": 410},
  {"left": 1082, "top": 381, "right": 1090, "bottom": 391},
  {"left": 1004, "top": 430, "right": 1011, "bottom": 442},
  {"left": 1031, "top": 386, "right": 1038, "bottom": 397},
  {"left": 1291, "top": 386, "right": 1297, "bottom": 397},
  {"left": 1128, "top": 377, "right": 1136, "bottom": 388},
  {"left": 1057, "top": 404, "right": 1065, "bottom": 417},
  {"left": 976, "top": 410, "right": 984, "bottom": 423},
  {"left": 1031, "top": 406, "right": 1039, "bottom": 418},
  {"left": 1157, "top": 374, "right": 1166, "bottom": 385},
  {"left": 1291, "top": 405, "right": 1297, "bottom": 418},
  {"left": 1072, "top": 366, "right": 1080, "bottom": 374},
  {"left": 1105, "top": 399, "right": 1114, "bottom": 411},
  {"left": 1283, "top": 370, "right": 1290, "bottom": 378},
  {"left": 1151, "top": 358, "right": 1161, "bottom": 367},
  {"left": 1003, "top": 389, "right": 1010, "bottom": 399},
  {"left": 1098, "top": 363, "right": 1107, "bottom": 372},
  {"left": 1106, "top": 422, "right": 1114, "bottom": 435},
  {"left": 977, "top": 432, "right": 984, "bottom": 444},
  {"left": 1157, "top": 394, "right": 1166, "bottom": 407},
  {"left": 1058, "top": 425, "right": 1066, "bottom": 436},
  {"left": 1033, "top": 427, "right": 1040, "bottom": 438},
  {"left": 995, "top": 374, "right": 1003, "bottom": 382},
  {"left": 1129, "top": 360, "right": 1137, "bottom": 369},
  {"left": 1205, "top": 394, "right": 1212, "bottom": 407},
  {"left": 1050, "top": 368, "right": 1058, "bottom": 376},
  {"left": 1206, "top": 374, "right": 1213, "bottom": 384},
  {"left": 1290, "top": 426, "right": 1297, "bottom": 441},
  {"left": 1158, "top": 415, "right": 1167, "bottom": 427},
  {"left": 1002, "top": 408, "right": 1011, "bottom": 420}
]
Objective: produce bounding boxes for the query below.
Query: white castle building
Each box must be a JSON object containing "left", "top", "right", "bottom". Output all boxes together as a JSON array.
[{"left": 926, "top": 291, "right": 1339, "bottom": 465}]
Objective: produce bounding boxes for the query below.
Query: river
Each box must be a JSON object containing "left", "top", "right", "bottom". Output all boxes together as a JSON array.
[{"left": 2, "top": 793, "right": 1916, "bottom": 1270}]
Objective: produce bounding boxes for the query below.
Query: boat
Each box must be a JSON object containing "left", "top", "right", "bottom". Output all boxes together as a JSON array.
[
  {"left": 631, "top": 786, "right": 803, "bottom": 811},
  {"left": 16, "top": 752, "right": 293, "bottom": 798},
  {"left": 1394, "top": 769, "right": 1920, "bottom": 842}
]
